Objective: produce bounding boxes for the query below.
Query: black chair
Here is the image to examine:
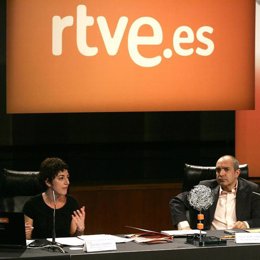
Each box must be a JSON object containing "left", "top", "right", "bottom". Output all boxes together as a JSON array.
[
  {"left": 0, "top": 169, "right": 44, "bottom": 212},
  {"left": 182, "top": 163, "right": 249, "bottom": 192}
]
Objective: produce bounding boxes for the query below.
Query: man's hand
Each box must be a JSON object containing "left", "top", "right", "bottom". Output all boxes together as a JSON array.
[{"left": 232, "top": 221, "right": 247, "bottom": 229}]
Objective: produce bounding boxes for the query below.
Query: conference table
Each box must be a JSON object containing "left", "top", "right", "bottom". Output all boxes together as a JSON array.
[{"left": 1, "top": 231, "right": 260, "bottom": 260}]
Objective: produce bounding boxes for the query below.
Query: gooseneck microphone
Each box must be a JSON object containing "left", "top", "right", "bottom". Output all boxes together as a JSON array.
[
  {"left": 28, "top": 189, "right": 65, "bottom": 253},
  {"left": 52, "top": 189, "right": 56, "bottom": 245},
  {"left": 48, "top": 189, "right": 65, "bottom": 253}
]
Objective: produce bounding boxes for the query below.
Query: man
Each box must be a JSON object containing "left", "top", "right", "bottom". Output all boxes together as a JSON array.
[{"left": 169, "top": 155, "right": 260, "bottom": 230}]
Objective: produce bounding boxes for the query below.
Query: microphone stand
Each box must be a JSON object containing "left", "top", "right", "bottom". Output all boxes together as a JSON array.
[
  {"left": 46, "top": 189, "right": 65, "bottom": 253},
  {"left": 52, "top": 189, "right": 57, "bottom": 245}
]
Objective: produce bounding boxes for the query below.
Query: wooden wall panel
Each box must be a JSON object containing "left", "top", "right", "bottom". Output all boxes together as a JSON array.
[{"left": 70, "top": 183, "right": 182, "bottom": 235}]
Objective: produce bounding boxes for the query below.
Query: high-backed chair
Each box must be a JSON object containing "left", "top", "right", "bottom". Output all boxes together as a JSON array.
[
  {"left": 0, "top": 169, "right": 44, "bottom": 212},
  {"left": 182, "top": 163, "right": 249, "bottom": 192}
]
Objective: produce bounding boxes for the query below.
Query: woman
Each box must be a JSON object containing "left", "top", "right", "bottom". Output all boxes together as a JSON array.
[{"left": 23, "top": 157, "right": 85, "bottom": 239}]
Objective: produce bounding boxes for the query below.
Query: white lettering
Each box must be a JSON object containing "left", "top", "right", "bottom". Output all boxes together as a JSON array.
[
  {"left": 77, "top": 5, "right": 98, "bottom": 56},
  {"left": 196, "top": 26, "right": 214, "bottom": 56},
  {"left": 97, "top": 16, "right": 128, "bottom": 56},
  {"left": 52, "top": 16, "right": 73, "bottom": 56},
  {"left": 128, "top": 17, "right": 162, "bottom": 67},
  {"left": 52, "top": 4, "right": 215, "bottom": 67},
  {"left": 173, "top": 26, "right": 194, "bottom": 56}
]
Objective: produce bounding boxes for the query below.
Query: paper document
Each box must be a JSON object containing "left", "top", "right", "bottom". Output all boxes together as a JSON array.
[
  {"left": 125, "top": 226, "right": 173, "bottom": 244},
  {"left": 46, "top": 237, "right": 85, "bottom": 246},
  {"left": 79, "top": 234, "right": 133, "bottom": 243},
  {"left": 26, "top": 240, "right": 34, "bottom": 246},
  {"left": 245, "top": 228, "right": 260, "bottom": 233},
  {"left": 161, "top": 230, "right": 207, "bottom": 236}
]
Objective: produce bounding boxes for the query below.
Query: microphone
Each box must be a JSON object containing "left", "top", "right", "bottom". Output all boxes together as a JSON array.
[
  {"left": 47, "top": 189, "right": 65, "bottom": 253},
  {"left": 52, "top": 189, "right": 56, "bottom": 245}
]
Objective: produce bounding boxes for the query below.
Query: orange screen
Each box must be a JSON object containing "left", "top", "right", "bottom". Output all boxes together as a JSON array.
[
  {"left": 236, "top": 1, "right": 260, "bottom": 177},
  {"left": 7, "top": 0, "right": 255, "bottom": 113}
]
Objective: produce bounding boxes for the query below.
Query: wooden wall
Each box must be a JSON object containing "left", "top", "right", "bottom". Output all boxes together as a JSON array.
[{"left": 70, "top": 182, "right": 182, "bottom": 235}]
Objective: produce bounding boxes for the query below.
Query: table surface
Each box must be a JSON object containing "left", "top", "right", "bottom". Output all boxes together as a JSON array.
[{"left": 1, "top": 231, "right": 260, "bottom": 260}]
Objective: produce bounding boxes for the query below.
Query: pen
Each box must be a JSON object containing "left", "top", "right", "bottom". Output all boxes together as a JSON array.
[{"left": 220, "top": 235, "right": 235, "bottom": 240}]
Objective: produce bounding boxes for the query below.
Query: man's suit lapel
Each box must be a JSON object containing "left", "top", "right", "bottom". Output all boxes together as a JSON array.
[{"left": 236, "top": 179, "right": 247, "bottom": 219}]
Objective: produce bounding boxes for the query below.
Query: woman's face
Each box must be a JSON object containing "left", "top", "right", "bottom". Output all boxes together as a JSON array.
[{"left": 50, "top": 169, "right": 70, "bottom": 196}]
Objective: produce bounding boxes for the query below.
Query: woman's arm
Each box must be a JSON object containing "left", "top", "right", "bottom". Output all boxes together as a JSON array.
[{"left": 24, "top": 215, "right": 34, "bottom": 240}]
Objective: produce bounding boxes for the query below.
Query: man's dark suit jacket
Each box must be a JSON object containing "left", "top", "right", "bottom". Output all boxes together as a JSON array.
[{"left": 169, "top": 178, "right": 260, "bottom": 230}]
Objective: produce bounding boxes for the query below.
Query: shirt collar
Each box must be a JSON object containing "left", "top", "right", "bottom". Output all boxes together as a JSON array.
[{"left": 219, "top": 181, "right": 238, "bottom": 195}]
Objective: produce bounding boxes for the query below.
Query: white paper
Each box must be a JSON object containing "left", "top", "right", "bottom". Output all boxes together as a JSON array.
[
  {"left": 235, "top": 233, "right": 260, "bottom": 243},
  {"left": 79, "top": 234, "right": 132, "bottom": 243},
  {"left": 161, "top": 229, "right": 207, "bottom": 236},
  {"left": 47, "top": 237, "right": 85, "bottom": 246},
  {"left": 108, "top": 235, "right": 134, "bottom": 243},
  {"left": 26, "top": 240, "right": 34, "bottom": 246}
]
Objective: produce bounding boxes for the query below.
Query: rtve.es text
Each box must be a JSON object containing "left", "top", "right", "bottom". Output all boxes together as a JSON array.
[{"left": 52, "top": 5, "right": 215, "bottom": 68}]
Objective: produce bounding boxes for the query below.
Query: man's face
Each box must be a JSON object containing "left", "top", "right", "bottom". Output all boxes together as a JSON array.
[{"left": 216, "top": 156, "right": 240, "bottom": 191}]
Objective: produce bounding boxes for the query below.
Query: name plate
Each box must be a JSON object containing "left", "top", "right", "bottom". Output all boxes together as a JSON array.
[
  {"left": 83, "top": 235, "right": 117, "bottom": 252},
  {"left": 235, "top": 233, "right": 260, "bottom": 244}
]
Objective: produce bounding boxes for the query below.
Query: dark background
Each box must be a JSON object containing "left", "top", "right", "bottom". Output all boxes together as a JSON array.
[{"left": 0, "top": 0, "right": 235, "bottom": 185}]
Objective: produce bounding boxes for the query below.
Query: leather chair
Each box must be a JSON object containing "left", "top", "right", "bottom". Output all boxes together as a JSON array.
[
  {"left": 182, "top": 163, "right": 249, "bottom": 192},
  {"left": 0, "top": 169, "right": 45, "bottom": 212}
]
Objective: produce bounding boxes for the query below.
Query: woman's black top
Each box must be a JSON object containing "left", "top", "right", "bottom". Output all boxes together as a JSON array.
[{"left": 23, "top": 194, "right": 79, "bottom": 239}]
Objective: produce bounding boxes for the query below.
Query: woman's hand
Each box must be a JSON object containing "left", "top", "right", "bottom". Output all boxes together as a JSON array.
[{"left": 72, "top": 206, "right": 86, "bottom": 235}]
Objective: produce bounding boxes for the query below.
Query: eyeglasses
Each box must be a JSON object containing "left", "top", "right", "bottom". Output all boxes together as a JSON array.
[{"left": 216, "top": 167, "right": 231, "bottom": 173}]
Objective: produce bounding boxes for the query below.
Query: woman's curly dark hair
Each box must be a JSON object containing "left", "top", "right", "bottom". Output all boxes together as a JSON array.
[{"left": 39, "top": 157, "right": 68, "bottom": 189}]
